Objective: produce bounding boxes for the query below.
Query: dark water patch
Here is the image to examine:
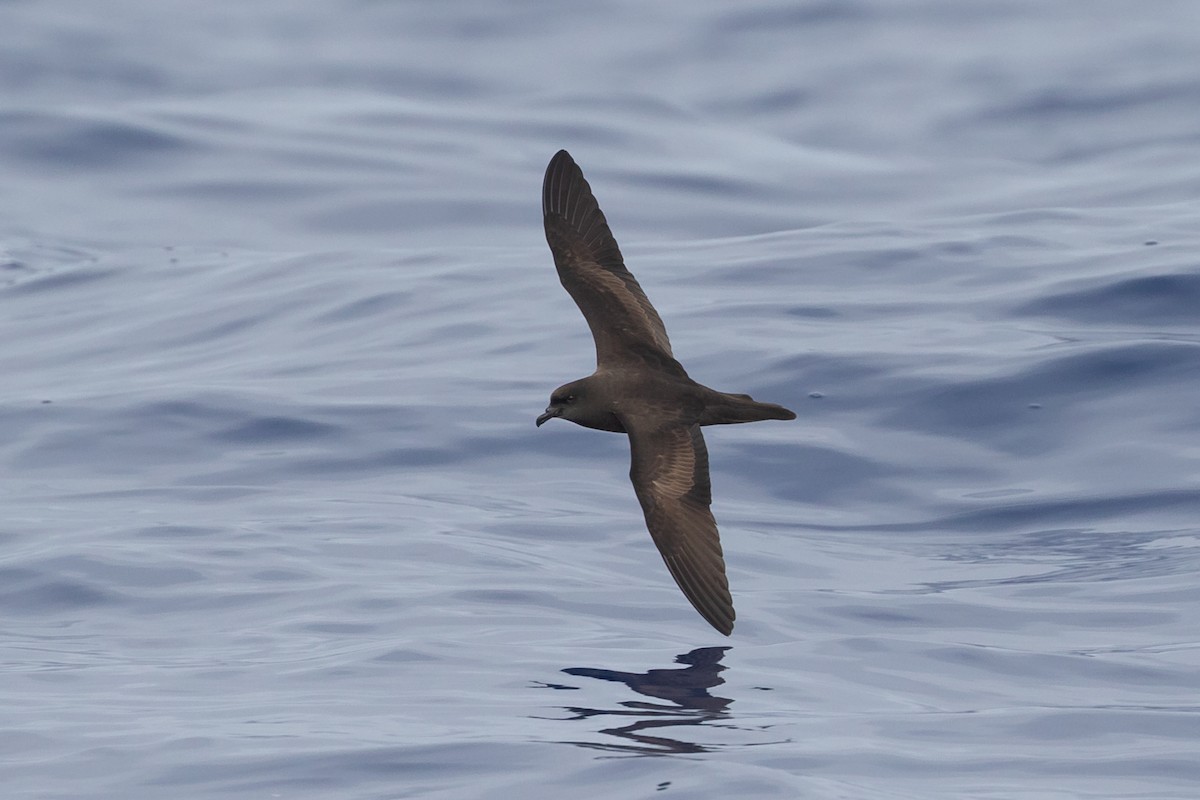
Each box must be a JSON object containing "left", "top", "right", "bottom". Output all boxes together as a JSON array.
[
  {"left": 718, "top": 0, "right": 870, "bottom": 32},
  {"left": 213, "top": 416, "right": 342, "bottom": 444},
  {"left": 709, "top": 87, "right": 814, "bottom": 116},
  {"left": 4, "top": 267, "right": 118, "bottom": 295},
  {"left": 251, "top": 568, "right": 311, "bottom": 582},
  {"left": 926, "top": 646, "right": 1180, "bottom": 686},
  {"left": 0, "top": 567, "right": 41, "bottom": 585},
  {"left": 769, "top": 353, "right": 897, "bottom": 408},
  {"left": 920, "top": 526, "right": 1200, "bottom": 588},
  {"left": 303, "top": 198, "right": 531, "bottom": 236},
  {"left": 981, "top": 81, "right": 1200, "bottom": 124},
  {"left": 137, "top": 399, "right": 239, "bottom": 425},
  {"left": 372, "top": 648, "right": 440, "bottom": 664},
  {"left": 839, "top": 489, "right": 1200, "bottom": 535},
  {"left": 314, "top": 290, "right": 414, "bottom": 323},
  {"left": 1018, "top": 272, "right": 1200, "bottom": 326},
  {"left": 298, "top": 621, "right": 378, "bottom": 635},
  {"left": 626, "top": 169, "right": 759, "bottom": 200},
  {"left": 5, "top": 554, "right": 204, "bottom": 600},
  {"left": 883, "top": 341, "right": 1200, "bottom": 450},
  {"left": 455, "top": 589, "right": 559, "bottom": 605},
  {"left": 11, "top": 398, "right": 352, "bottom": 471},
  {"left": 133, "top": 525, "right": 223, "bottom": 539},
  {"left": 782, "top": 305, "right": 840, "bottom": 319},
  {"left": 156, "top": 179, "right": 325, "bottom": 203},
  {"left": 836, "top": 606, "right": 923, "bottom": 625},
  {"left": 728, "top": 442, "right": 900, "bottom": 504},
  {"left": 1, "top": 110, "right": 189, "bottom": 169},
  {"left": 983, "top": 208, "right": 1093, "bottom": 227},
  {"left": 0, "top": 578, "right": 116, "bottom": 614},
  {"left": 831, "top": 600, "right": 1171, "bottom": 634},
  {"left": 291, "top": 445, "right": 456, "bottom": 475},
  {"left": 79, "top": 559, "right": 203, "bottom": 590},
  {"left": 147, "top": 742, "right": 537, "bottom": 792}
]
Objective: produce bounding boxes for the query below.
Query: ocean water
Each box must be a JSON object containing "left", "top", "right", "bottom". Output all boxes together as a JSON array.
[{"left": 3, "top": 1, "right": 1200, "bottom": 798}]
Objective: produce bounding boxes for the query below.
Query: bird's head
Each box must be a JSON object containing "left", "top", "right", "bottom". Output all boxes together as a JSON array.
[{"left": 536, "top": 379, "right": 589, "bottom": 427}]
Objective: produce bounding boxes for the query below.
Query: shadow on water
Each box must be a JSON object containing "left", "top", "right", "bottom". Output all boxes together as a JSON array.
[{"left": 540, "top": 647, "right": 734, "bottom": 755}]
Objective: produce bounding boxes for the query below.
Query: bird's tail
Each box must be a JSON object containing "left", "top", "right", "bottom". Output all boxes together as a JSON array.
[{"left": 699, "top": 392, "right": 796, "bottom": 426}]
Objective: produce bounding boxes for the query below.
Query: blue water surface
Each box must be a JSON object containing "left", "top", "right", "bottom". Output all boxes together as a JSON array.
[{"left": 3, "top": 1, "right": 1200, "bottom": 798}]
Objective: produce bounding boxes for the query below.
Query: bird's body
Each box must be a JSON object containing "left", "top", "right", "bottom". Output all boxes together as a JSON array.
[
  {"left": 537, "top": 150, "right": 794, "bottom": 636},
  {"left": 544, "top": 368, "right": 792, "bottom": 434}
]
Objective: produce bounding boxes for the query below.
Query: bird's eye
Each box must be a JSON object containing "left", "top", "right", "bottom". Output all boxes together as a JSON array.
[{"left": 565, "top": 394, "right": 576, "bottom": 404}]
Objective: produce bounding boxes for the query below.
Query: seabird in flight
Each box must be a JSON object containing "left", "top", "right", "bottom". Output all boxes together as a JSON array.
[{"left": 537, "top": 150, "right": 795, "bottom": 635}]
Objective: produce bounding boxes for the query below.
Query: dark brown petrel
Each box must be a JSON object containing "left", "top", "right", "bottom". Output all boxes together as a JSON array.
[{"left": 536, "top": 150, "right": 796, "bottom": 636}]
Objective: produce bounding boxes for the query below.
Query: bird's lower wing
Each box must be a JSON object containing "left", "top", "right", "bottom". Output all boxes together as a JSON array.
[{"left": 623, "top": 415, "right": 734, "bottom": 635}]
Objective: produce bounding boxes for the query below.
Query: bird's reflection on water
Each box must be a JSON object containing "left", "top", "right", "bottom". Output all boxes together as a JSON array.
[{"left": 545, "top": 646, "right": 733, "bottom": 755}]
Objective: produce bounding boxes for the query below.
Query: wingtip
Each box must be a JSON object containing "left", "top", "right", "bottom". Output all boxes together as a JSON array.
[
  {"left": 697, "top": 596, "right": 737, "bottom": 637},
  {"left": 545, "top": 150, "right": 575, "bottom": 182},
  {"left": 709, "top": 602, "right": 736, "bottom": 636},
  {"left": 664, "top": 551, "right": 736, "bottom": 637},
  {"left": 542, "top": 149, "right": 611, "bottom": 246},
  {"left": 766, "top": 403, "right": 797, "bottom": 422},
  {"left": 675, "top": 576, "right": 736, "bottom": 637},
  {"left": 543, "top": 149, "right": 584, "bottom": 219}
]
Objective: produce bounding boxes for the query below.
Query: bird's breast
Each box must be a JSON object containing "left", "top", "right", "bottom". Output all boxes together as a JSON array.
[{"left": 574, "top": 411, "right": 626, "bottom": 433}]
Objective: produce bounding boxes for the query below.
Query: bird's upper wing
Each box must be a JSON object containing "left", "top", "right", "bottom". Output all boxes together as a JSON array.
[
  {"left": 622, "top": 413, "right": 734, "bottom": 635},
  {"left": 543, "top": 150, "right": 681, "bottom": 374}
]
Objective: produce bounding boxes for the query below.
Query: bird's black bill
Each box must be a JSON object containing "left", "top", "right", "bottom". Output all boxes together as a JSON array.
[{"left": 536, "top": 408, "right": 558, "bottom": 427}]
